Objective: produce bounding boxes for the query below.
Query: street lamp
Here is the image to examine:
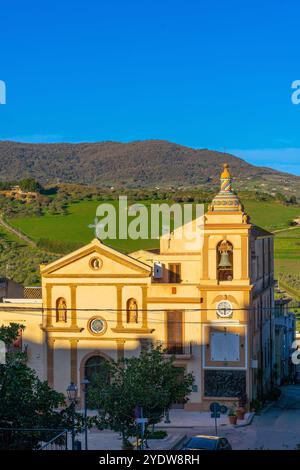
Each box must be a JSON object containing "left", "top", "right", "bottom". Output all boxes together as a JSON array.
[
  {"left": 164, "top": 409, "right": 171, "bottom": 424},
  {"left": 81, "top": 377, "right": 90, "bottom": 450},
  {"left": 66, "top": 382, "right": 78, "bottom": 450}
]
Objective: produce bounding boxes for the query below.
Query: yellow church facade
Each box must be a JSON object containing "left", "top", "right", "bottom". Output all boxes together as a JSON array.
[{"left": 0, "top": 165, "right": 275, "bottom": 410}]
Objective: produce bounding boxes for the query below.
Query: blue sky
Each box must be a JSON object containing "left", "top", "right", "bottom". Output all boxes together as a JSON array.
[{"left": 1, "top": 0, "right": 300, "bottom": 174}]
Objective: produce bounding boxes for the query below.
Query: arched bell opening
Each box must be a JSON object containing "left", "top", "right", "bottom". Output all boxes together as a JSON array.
[{"left": 217, "top": 240, "right": 233, "bottom": 282}]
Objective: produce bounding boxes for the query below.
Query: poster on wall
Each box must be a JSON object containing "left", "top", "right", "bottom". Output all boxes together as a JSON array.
[{"left": 210, "top": 332, "right": 240, "bottom": 362}]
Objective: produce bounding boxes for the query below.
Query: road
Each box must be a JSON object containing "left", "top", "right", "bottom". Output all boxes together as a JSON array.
[
  {"left": 273, "top": 225, "right": 300, "bottom": 234},
  {"left": 172, "top": 385, "right": 300, "bottom": 450},
  {"left": 81, "top": 386, "right": 300, "bottom": 450},
  {"left": 0, "top": 216, "right": 36, "bottom": 247}
]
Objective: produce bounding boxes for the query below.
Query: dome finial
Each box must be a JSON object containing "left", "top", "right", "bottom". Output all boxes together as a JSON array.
[
  {"left": 221, "top": 163, "right": 231, "bottom": 179},
  {"left": 209, "top": 163, "right": 243, "bottom": 212},
  {"left": 220, "top": 163, "right": 232, "bottom": 193}
]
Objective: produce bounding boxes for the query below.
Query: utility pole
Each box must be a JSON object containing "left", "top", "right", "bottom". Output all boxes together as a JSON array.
[{"left": 81, "top": 377, "right": 90, "bottom": 450}]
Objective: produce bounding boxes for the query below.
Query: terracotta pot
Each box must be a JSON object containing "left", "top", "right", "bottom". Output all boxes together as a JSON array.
[
  {"left": 229, "top": 415, "right": 237, "bottom": 425},
  {"left": 236, "top": 407, "right": 246, "bottom": 420}
]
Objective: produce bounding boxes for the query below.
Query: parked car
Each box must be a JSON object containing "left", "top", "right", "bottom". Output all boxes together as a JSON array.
[
  {"left": 295, "top": 371, "right": 300, "bottom": 384},
  {"left": 182, "top": 435, "right": 232, "bottom": 451}
]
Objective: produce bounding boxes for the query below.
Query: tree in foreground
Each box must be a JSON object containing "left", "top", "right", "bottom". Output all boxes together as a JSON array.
[
  {"left": 0, "top": 323, "right": 89, "bottom": 449},
  {"left": 88, "top": 345, "right": 194, "bottom": 448}
]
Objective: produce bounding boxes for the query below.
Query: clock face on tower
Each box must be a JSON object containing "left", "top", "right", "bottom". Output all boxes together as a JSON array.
[{"left": 216, "top": 300, "right": 233, "bottom": 318}]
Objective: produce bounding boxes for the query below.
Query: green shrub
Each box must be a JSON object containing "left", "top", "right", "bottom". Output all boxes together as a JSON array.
[
  {"left": 146, "top": 430, "right": 167, "bottom": 440},
  {"left": 37, "top": 238, "right": 82, "bottom": 254}
]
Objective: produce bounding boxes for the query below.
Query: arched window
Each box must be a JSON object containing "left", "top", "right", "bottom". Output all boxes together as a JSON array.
[
  {"left": 56, "top": 297, "right": 67, "bottom": 322},
  {"left": 217, "top": 240, "right": 233, "bottom": 281},
  {"left": 126, "top": 298, "right": 138, "bottom": 323},
  {"left": 84, "top": 355, "right": 110, "bottom": 384}
]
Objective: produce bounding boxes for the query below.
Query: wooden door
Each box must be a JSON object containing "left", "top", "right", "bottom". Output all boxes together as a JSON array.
[{"left": 167, "top": 310, "right": 183, "bottom": 354}]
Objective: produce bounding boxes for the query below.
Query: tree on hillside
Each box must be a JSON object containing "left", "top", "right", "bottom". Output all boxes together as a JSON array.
[
  {"left": 19, "top": 178, "right": 42, "bottom": 193},
  {"left": 88, "top": 345, "right": 194, "bottom": 448},
  {"left": 275, "top": 192, "right": 287, "bottom": 203},
  {"left": 288, "top": 195, "right": 297, "bottom": 205}
]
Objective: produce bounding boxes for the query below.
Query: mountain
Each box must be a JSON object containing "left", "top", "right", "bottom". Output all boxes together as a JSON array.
[{"left": 0, "top": 140, "right": 299, "bottom": 195}]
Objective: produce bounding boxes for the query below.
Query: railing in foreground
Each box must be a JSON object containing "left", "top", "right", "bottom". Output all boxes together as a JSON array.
[
  {"left": 0, "top": 428, "right": 68, "bottom": 450},
  {"left": 40, "top": 430, "right": 68, "bottom": 450}
]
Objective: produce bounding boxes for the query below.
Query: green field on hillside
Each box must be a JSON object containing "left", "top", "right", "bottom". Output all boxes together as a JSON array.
[
  {"left": 275, "top": 228, "right": 300, "bottom": 260},
  {"left": 0, "top": 224, "right": 57, "bottom": 285},
  {"left": 9, "top": 198, "right": 300, "bottom": 246},
  {"left": 242, "top": 200, "right": 300, "bottom": 231},
  {"left": 274, "top": 227, "right": 300, "bottom": 300},
  {"left": 275, "top": 228, "right": 300, "bottom": 274},
  {"left": 10, "top": 200, "right": 102, "bottom": 244},
  {"left": 0, "top": 225, "right": 25, "bottom": 245},
  {"left": 4, "top": 198, "right": 300, "bottom": 290},
  {"left": 7, "top": 198, "right": 300, "bottom": 263},
  {"left": 9, "top": 200, "right": 162, "bottom": 253}
]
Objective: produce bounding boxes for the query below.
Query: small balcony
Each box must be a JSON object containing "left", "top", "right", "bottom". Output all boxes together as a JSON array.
[{"left": 155, "top": 341, "right": 193, "bottom": 359}]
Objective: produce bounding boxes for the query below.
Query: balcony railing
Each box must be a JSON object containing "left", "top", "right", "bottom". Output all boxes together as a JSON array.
[{"left": 155, "top": 341, "right": 193, "bottom": 356}]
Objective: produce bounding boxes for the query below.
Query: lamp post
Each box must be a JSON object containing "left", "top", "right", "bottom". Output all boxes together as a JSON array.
[
  {"left": 81, "top": 377, "right": 90, "bottom": 450},
  {"left": 164, "top": 409, "right": 171, "bottom": 424},
  {"left": 66, "top": 382, "right": 78, "bottom": 450}
]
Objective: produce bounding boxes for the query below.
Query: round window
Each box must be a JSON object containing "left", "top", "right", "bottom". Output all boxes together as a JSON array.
[
  {"left": 89, "top": 317, "right": 106, "bottom": 335},
  {"left": 216, "top": 300, "right": 233, "bottom": 318},
  {"left": 90, "top": 257, "right": 103, "bottom": 270}
]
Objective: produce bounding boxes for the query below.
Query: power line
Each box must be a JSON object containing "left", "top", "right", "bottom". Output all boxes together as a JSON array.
[
  {"left": 0, "top": 305, "right": 277, "bottom": 312},
  {"left": 0, "top": 304, "right": 280, "bottom": 325}
]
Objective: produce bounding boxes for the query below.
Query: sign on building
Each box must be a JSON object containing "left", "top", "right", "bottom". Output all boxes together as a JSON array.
[{"left": 211, "top": 332, "right": 240, "bottom": 362}]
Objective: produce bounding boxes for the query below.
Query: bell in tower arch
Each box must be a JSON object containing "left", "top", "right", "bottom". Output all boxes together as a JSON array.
[
  {"left": 218, "top": 251, "right": 232, "bottom": 269},
  {"left": 218, "top": 240, "right": 233, "bottom": 271}
]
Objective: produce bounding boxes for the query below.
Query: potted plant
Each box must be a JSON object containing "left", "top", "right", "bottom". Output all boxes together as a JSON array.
[{"left": 228, "top": 408, "right": 237, "bottom": 425}]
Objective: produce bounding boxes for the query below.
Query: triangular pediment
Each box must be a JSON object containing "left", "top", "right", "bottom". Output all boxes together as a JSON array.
[{"left": 40, "top": 239, "right": 152, "bottom": 278}]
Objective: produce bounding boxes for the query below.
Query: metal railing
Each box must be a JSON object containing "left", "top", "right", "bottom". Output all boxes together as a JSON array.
[
  {"left": 0, "top": 428, "right": 68, "bottom": 450},
  {"left": 156, "top": 341, "right": 193, "bottom": 356},
  {"left": 40, "top": 429, "right": 68, "bottom": 450}
]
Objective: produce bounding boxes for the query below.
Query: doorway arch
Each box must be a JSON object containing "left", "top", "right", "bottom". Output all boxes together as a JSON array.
[
  {"left": 84, "top": 355, "right": 109, "bottom": 383},
  {"left": 80, "top": 351, "right": 111, "bottom": 407}
]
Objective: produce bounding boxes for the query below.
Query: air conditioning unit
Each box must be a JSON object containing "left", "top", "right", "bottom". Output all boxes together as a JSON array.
[{"left": 153, "top": 262, "right": 163, "bottom": 279}]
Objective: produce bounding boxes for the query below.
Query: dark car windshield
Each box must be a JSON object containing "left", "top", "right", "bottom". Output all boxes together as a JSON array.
[{"left": 185, "top": 438, "right": 218, "bottom": 450}]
